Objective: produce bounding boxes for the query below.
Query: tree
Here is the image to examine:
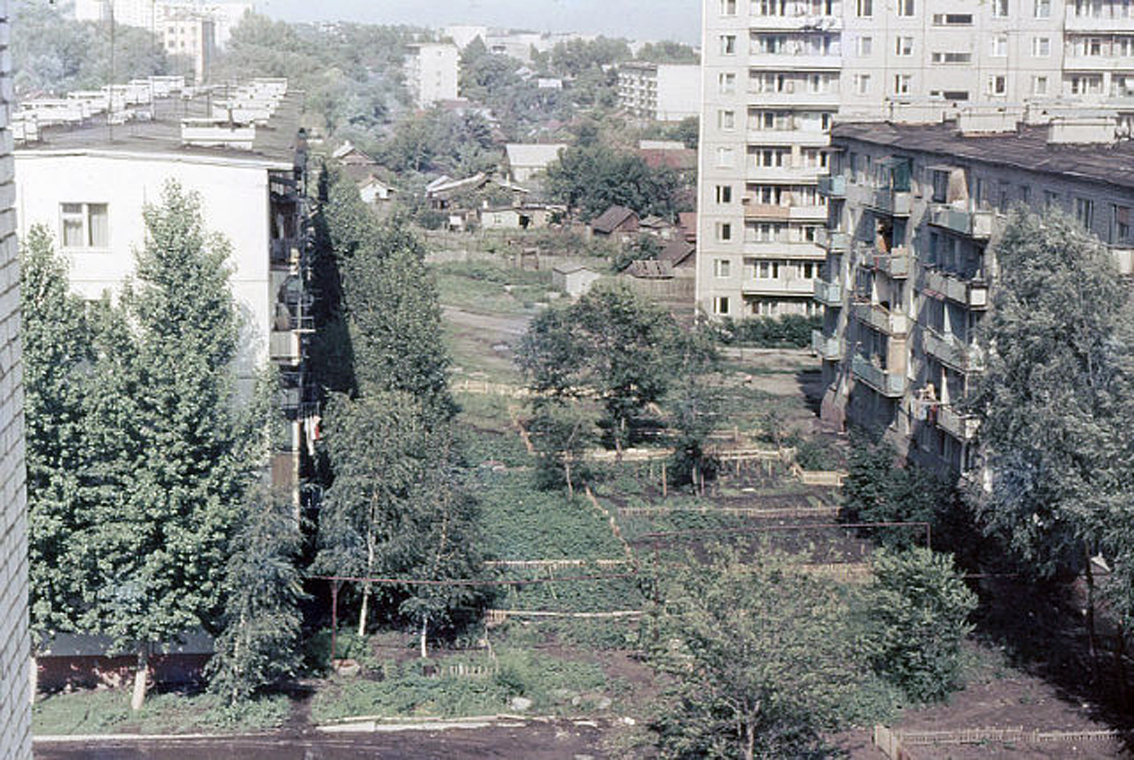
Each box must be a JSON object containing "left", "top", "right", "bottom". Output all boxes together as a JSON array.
[
  {"left": 666, "top": 326, "right": 722, "bottom": 493},
  {"left": 528, "top": 404, "right": 597, "bottom": 496},
  {"left": 207, "top": 487, "right": 305, "bottom": 704},
  {"left": 546, "top": 143, "right": 684, "bottom": 220},
  {"left": 647, "top": 550, "right": 884, "bottom": 759},
  {"left": 517, "top": 283, "right": 677, "bottom": 456},
  {"left": 83, "top": 182, "right": 260, "bottom": 709},
  {"left": 970, "top": 207, "right": 1134, "bottom": 662},
  {"left": 863, "top": 548, "right": 977, "bottom": 703}
]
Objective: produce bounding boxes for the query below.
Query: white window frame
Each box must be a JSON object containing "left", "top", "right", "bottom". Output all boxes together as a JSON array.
[{"left": 60, "top": 202, "right": 109, "bottom": 250}]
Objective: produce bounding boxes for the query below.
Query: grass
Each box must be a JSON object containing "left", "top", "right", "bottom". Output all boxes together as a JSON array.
[
  {"left": 309, "top": 649, "right": 614, "bottom": 723},
  {"left": 433, "top": 261, "right": 557, "bottom": 316},
  {"left": 32, "top": 688, "right": 290, "bottom": 736}
]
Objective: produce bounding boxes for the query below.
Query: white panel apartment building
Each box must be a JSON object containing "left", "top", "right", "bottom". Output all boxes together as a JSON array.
[
  {"left": 697, "top": 0, "right": 1134, "bottom": 320},
  {"left": 618, "top": 63, "right": 703, "bottom": 122},
  {"left": 0, "top": 0, "right": 31, "bottom": 755},
  {"left": 406, "top": 43, "right": 460, "bottom": 108}
]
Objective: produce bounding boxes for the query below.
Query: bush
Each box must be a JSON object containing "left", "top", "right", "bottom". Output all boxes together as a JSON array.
[
  {"left": 863, "top": 547, "right": 978, "bottom": 703},
  {"left": 415, "top": 209, "right": 447, "bottom": 230},
  {"left": 715, "top": 314, "right": 822, "bottom": 348}
]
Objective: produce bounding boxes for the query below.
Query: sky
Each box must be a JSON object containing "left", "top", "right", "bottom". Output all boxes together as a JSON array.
[{"left": 255, "top": 0, "right": 702, "bottom": 45}]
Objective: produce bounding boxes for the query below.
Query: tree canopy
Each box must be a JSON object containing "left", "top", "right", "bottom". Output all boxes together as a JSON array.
[{"left": 546, "top": 143, "right": 685, "bottom": 220}]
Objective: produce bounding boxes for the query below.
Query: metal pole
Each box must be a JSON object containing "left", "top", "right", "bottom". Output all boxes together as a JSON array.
[{"left": 330, "top": 580, "right": 339, "bottom": 666}]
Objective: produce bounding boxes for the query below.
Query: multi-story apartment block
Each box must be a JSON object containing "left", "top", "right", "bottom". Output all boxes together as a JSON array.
[
  {"left": 405, "top": 43, "right": 461, "bottom": 108},
  {"left": 0, "top": 0, "right": 31, "bottom": 755},
  {"left": 618, "top": 62, "right": 702, "bottom": 122},
  {"left": 74, "top": 0, "right": 250, "bottom": 48},
  {"left": 159, "top": 13, "right": 216, "bottom": 83},
  {"left": 814, "top": 116, "right": 1134, "bottom": 473},
  {"left": 14, "top": 79, "right": 315, "bottom": 492},
  {"left": 697, "top": 0, "right": 1134, "bottom": 320}
]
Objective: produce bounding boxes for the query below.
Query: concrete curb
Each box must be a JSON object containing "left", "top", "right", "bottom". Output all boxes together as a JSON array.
[{"left": 34, "top": 731, "right": 275, "bottom": 743}]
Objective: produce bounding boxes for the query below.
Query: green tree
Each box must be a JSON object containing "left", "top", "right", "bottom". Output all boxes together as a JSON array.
[
  {"left": 635, "top": 40, "right": 700, "bottom": 64},
  {"left": 527, "top": 404, "right": 597, "bottom": 496},
  {"left": 207, "top": 487, "right": 305, "bottom": 704},
  {"left": 648, "top": 550, "right": 887, "bottom": 759},
  {"left": 666, "top": 326, "right": 722, "bottom": 493},
  {"left": 863, "top": 547, "right": 977, "bottom": 703},
  {"left": 971, "top": 207, "right": 1134, "bottom": 659},
  {"left": 517, "top": 283, "right": 676, "bottom": 456},
  {"left": 546, "top": 143, "right": 684, "bottom": 220}
]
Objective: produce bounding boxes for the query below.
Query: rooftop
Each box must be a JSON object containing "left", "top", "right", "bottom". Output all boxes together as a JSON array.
[
  {"left": 17, "top": 90, "right": 304, "bottom": 168},
  {"left": 831, "top": 120, "right": 1134, "bottom": 192}
]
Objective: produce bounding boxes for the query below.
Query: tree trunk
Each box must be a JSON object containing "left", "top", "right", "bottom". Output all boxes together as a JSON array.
[
  {"left": 359, "top": 532, "right": 375, "bottom": 638},
  {"left": 29, "top": 655, "right": 37, "bottom": 705},
  {"left": 130, "top": 645, "right": 149, "bottom": 711},
  {"left": 1116, "top": 622, "right": 1130, "bottom": 711},
  {"left": 743, "top": 720, "right": 755, "bottom": 760},
  {"left": 1084, "top": 542, "right": 1099, "bottom": 677},
  {"left": 565, "top": 457, "right": 574, "bottom": 498},
  {"left": 420, "top": 615, "right": 429, "bottom": 659}
]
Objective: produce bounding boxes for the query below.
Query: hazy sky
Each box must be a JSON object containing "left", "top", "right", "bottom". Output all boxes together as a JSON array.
[{"left": 256, "top": 0, "right": 702, "bottom": 44}]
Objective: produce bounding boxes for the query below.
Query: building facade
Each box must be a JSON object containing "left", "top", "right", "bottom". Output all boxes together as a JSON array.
[
  {"left": 159, "top": 14, "right": 216, "bottom": 83},
  {"left": 814, "top": 117, "right": 1134, "bottom": 473},
  {"left": 14, "top": 80, "right": 314, "bottom": 492},
  {"left": 696, "top": 0, "right": 1134, "bottom": 320},
  {"left": 618, "top": 63, "right": 702, "bottom": 122},
  {"left": 0, "top": 0, "right": 31, "bottom": 755},
  {"left": 406, "top": 43, "right": 460, "bottom": 108}
]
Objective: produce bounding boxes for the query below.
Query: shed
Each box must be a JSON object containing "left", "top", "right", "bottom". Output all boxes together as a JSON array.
[
  {"left": 553, "top": 264, "right": 602, "bottom": 298},
  {"left": 479, "top": 205, "right": 557, "bottom": 230},
  {"left": 504, "top": 143, "right": 567, "bottom": 183},
  {"left": 36, "top": 630, "right": 214, "bottom": 690},
  {"left": 358, "top": 175, "right": 397, "bottom": 205},
  {"left": 589, "top": 205, "right": 639, "bottom": 242}
]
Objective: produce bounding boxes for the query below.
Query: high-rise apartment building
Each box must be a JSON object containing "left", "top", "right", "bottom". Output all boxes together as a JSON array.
[
  {"left": 697, "top": 0, "right": 1134, "bottom": 320},
  {"left": 0, "top": 0, "right": 31, "bottom": 755},
  {"left": 405, "top": 43, "right": 460, "bottom": 109},
  {"left": 618, "top": 63, "right": 703, "bottom": 122}
]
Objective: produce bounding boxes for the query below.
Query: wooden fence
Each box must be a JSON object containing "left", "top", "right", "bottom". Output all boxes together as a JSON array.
[
  {"left": 485, "top": 609, "right": 644, "bottom": 627},
  {"left": 874, "top": 723, "right": 1126, "bottom": 758},
  {"left": 484, "top": 559, "right": 634, "bottom": 569},
  {"left": 616, "top": 505, "right": 839, "bottom": 520}
]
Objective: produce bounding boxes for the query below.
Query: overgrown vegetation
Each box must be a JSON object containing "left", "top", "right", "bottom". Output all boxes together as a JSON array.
[{"left": 713, "top": 314, "right": 823, "bottom": 349}]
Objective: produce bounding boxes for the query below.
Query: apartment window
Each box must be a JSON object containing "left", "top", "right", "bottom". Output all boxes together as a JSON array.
[
  {"left": 1034, "top": 0, "right": 1050, "bottom": 17},
  {"left": 720, "top": 0, "right": 737, "bottom": 15},
  {"left": 991, "top": 0, "right": 1009, "bottom": 16},
  {"left": 1033, "top": 75, "right": 1049, "bottom": 95},
  {"left": 714, "top": 296, "right": 731, "bottom": 316},
  {"left": 987, "top": 75, "right": 1007, "bottom": 96},
  {"left": 718, "top": 109, "right": 736, "bottom": 129},
  {"left": 60, "top": 202, "right": 109, "bottom": 249},
  {"left": 932, "top": 13, "right": 973, "bottom": 24},
  {"left": 716, "top": 222, "right": 733, "bottom": 242},
  {"left": 1032, "top": 36, "right": 1050, "bottom": 56},
  {"left": 854, "top": 74, "right": 871, "bottom": 95},
  {"left": 896, "top": 0, "right": 915, "bottom": 16},
  {"left": 856, "top": 0, "right": 873, "bottom": 17},
  {"left": 894, "top": 74, "right": 911, "bottom": 94},
  {"left": 800, "top": 261, "right": 818, "bottom": 279},
  {"left": 716, "top": 147, "right": 735, "bottom": 168},
  {"left": 1114, "top": 204, "right": 1132, "bottom": 243},
  {"left": 1075, "top": 197, "right": 1094, "bottom": 229},
  {"left": 718, "top": 72, "right": 736, "bottom": 94},
  {"left": 714, "top": 258, "right": 731, "bottom": 277},
  {"left": 715, "top": 185, "right": 733, "bottom": 203},
  {"left": 895, "top": 36, "right": 913, "bottom": 56},
  {"left": 720, "top": 35, "right": 736, "bottom": 55},
  {"left": 932, "top": 51, "right": 973, "bottom": 64},
  {"left": 991, "top": 35, "right": 1008, "bottom": 57},
  {"left": 857, "top": 36, "right": 873, "bottom": 56}
]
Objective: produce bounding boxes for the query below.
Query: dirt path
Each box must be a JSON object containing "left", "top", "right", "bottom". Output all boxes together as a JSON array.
[{"left": 442, "top": 306, "right": 532, "bottom": 338}]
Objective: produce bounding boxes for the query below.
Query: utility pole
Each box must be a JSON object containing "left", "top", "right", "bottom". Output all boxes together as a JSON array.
[{"left": 108, "top": 2, "right": 116, "bottom": 142}]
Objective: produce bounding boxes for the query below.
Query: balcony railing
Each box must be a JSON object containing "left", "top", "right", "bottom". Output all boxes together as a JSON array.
[
  {"left": 929, "top": 205, "right": 994, "bottom": 239},
  {"left": 922, "top": 329, "right": 985, "bottom": 373},
  {"left": 868, "top": 187, "right": 912, "bottom": 216},
  {"left": 271, "top": 237, "right": 302, "bottom": 265},
  {"left": 811, "top": 329, "right": 841, "bottom": 360},
  {"left": 743, "top": 202, "right": 791, "bottom": 220},
  {"left": 873, "top": 247, "right": 912, "bottom": 278},
  {"left": 742, "top": 278, "right": 817, "bottom": 296},
  {"left": 817, "top": 228, "right": 850, "bottom": 251},
  {"left": 937, "top": 404, "right": 980, "bottom": 441},
  {"left": 813, "top": 278, "right": 843, "bottom": 306},
  {"left": 270, "top": 331, "right": 301, "bottom": 364},
  {"left": 920, "top": 267, "right": 990, "bottom": 309},
  {"left": 852, "top": 354, "right": 906, "bottom": 397},
  {"left": 1064, "top": 7, "right": 1134, "bottom": 31},
  {"left": 817, "top": 175, "right": 846, "bottom": 198},
  {"left": 853, "top": 302, "right": 910, "bottom": 336}
]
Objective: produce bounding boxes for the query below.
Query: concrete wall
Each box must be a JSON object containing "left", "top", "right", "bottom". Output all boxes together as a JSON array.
[
  {"left": 14, "top": 153, "right": 274, "bottom": 386},
  {"left": 408, "top": 44, "right": 460, "bottom": 108},
  {"left": 0, "top": 0, "right": 31, "bottom": 755},
  {"left": 656, "top": 65, "right": 702, "bottom": 122}
]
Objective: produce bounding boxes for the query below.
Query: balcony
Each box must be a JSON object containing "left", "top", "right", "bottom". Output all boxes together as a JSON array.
[
  {"left": 811, "top": 329, "right": 841, "bottom": 360},
  {"left": 853, "top": 302, "right": 910, "bottom": 336},
  {"left": 791, "top": 204, "right": 829, "bottom": 222},
  {"left": 852, "top": 354, "right": 907, "bottom": 397},
  {"left": 1063, "top": 55, "right": 1134, "bottom": 72},
  {"left": 743, "top": 202, "right": 791, "bottom": 220},
  {"left": 816, "top": 228, "right": 850, "bottom": 251},
  {"left": 873, "top": 247, "right": 912, "bottom": 278},
  {"left": 937, "top": 404, "right": 980, "bottom": 441},
  {"left": 923, "top": 330, "right": 984, "bottom": 373},
  {"left": 741, "top": 278, "right": 818, "bottom": 296},
  {"left": 748, "top": 53, "right": 842, "bottom": 71},
  {"left": 817, "top": 175, "right": 846, "bottom": 198},
  {"left": 743, "top": 240, "right": 826, "bottom": 258},
  {"left": 921, "top": 268, "right": 990, "bottom": 309},
  {"left": 270, "top": 330, "right": 301, "bottom": 364},
  {"left": 745, "top": 165, "right": 825, "bottom": 183},
  {"left": 1064, "top": 7, "right": 1134, "bottom": 31},
  {"left": 747, "top": 128, "right": 829, "bottom": 147},
  {"left": 271, "top": 237, "right": 302, "bottom": 266},
  {"left": 929, "top": 205, "right": 994, "bottom": 239},
  {"left": 749, "top": 88, "right": 840, "bottom": 108},
  {"left": 868, "top": 187, "right": 912, "bottom": 216},
  {"left": 813, "top": 278, "right": 843, "bottom": 306},
  {"left": 747, "top": 14, "right": 843, "bottom": 31}
]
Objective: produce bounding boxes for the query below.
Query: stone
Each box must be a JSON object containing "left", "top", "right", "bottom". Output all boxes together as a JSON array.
[{"left": 509, "top": 696, "right": 533, "bottom": 711}]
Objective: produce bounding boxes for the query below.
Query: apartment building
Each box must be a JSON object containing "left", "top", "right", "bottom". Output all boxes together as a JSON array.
[
  {"left": 696, "top": 0, "right": 1134, "bottom": 320},
  {"left": 160, "top": 13, "right": 216, "bottom": 83},
  {"left": 813, "top": 116, "right": 1134, "bottom": 473},
  {"left": 405, "top": 43, "right": 461, "bottom": 108},
  {"left": 14, "top": 79, "right": 315, "bottom": 492},
  {"left": 0, "top": 0, "right": 31, "bottom": 755},
  {"left": 617, "top": 62, "right": 702, "bottom": 122},
  {"left": 74, "top": 0, "right": 250, "bottom": 48}
]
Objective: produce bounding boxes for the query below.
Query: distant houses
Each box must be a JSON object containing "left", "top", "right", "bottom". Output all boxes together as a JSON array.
[
  {"left": 589, "top": 205, "right": 640, "bottom": 243},
  {"left": 504, "top": 143, "right": 567, "bottom": 183}
]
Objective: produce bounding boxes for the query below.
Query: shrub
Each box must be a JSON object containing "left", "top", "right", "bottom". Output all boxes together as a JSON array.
[{"left": 716, "top": 314, "right": 822, "bottom": 348}]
